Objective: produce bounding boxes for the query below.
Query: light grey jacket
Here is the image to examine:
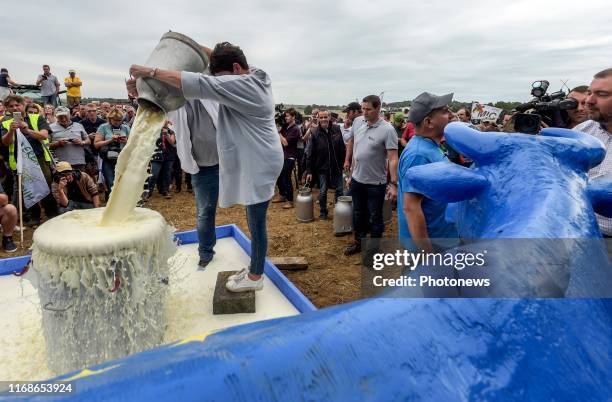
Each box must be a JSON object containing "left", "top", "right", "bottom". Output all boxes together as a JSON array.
[{"left": 181, "top": 67, "right": 283, "bottom": 207}]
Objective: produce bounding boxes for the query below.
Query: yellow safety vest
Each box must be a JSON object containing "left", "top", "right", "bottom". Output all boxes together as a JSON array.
[{"left": 2, "top": 113, "right": 52, "bottom": 170}]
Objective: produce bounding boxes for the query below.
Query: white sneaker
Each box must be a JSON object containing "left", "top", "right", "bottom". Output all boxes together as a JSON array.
[
  {"left": 226, "top": 273, "right": 263, "bottom": 292},
  {"left": 227, "top": 268, "right": 248, "bottom": 282}
]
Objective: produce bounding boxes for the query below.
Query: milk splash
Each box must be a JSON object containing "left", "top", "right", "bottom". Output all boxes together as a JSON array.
[
  {"left": 101, "top": 103, "right": 166, "bottom": 226},
  {"left": 28, "top": 103, "right": 176, "bottom": 375}
]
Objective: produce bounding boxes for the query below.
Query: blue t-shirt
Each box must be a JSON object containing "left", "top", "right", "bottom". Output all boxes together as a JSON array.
[{"left": 398, "top": 136, "right": 458, "bottom": 245}]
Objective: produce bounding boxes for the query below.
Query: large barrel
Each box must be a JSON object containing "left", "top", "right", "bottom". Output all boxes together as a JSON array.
[
  {"left": 136, "top": 31, "right": 209, "bottom": 112},
  {"left": 30, "top": 208, "right": 176, "bottom": 375}
]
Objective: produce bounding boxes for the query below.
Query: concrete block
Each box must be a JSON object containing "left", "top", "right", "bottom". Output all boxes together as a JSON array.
[{"left": 213, "top": 271, "right": 255, "bottom": 315}]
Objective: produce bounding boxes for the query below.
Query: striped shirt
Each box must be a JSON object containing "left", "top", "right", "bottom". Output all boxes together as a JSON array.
[{"left": 575, "top": 120, "right": 612, "bottom": 235}]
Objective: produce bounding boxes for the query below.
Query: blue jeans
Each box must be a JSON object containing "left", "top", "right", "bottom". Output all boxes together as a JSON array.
[
  {"left": 102, "top": 160, "right": 116, "bottom": 191},
  {"left": 149, "top": 160, "right": 173, "bottom": 195},
  {"left": 277, "top": 158, "right": 295, "bottom": 201},
  {"left": 41, "top": 94, "right": 58, "bottom": 107},
  {"left": 59, "top": 201, "right": 94, "bottom": 214},
  {"left": 318, "top": 173, "right": 344, "bottom": 216},
  {"left": 350, "top": 178, "right": 386, "bottom": 241},
  {"left": 246, "top": 201, "right": 269, "bottom": 276},
  {"left": 191, "top": 165, "right": 219, "bottom": 262}
]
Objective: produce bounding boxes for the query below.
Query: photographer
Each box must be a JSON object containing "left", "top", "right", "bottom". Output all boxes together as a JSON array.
[
  {"left": 52, "top": 162, "right": 100, "bottom": 213},
  {"left": 94, "top": 109, "right": 130, "bottom": 192},
  {"left": 49, "top": 106, "right": 90, "bottom": 171},
  {"left": 567, "top": 85, "right": 589, "bottom": 128},
  {"left": 148, "top": 122, "right": 176, "bottom": 199},
  {"left": 273, "top": 108, "right": 300, "bottom": 208}
]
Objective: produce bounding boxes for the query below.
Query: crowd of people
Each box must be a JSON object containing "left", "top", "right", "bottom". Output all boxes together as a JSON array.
[
  {"left": 0, "top": 56, "right": 609, "bottom": 297},
  {"left": 0, "top": 65, "right": 194, "bottom": 253}
]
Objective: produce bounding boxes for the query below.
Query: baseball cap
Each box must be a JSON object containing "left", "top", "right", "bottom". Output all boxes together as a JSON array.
[
  {"left": 343, "top": 102, "right": 362, "bottom": 113},
  {"left": 55, "top": 106, "right": 71, "bottom": 117},
  {"left": 56, "top": 161, "right": 73, "bottom": 173},
  {"left": 408, "top": 92, "right": 454, "bottom": 125},
  {"left": 393, "top": 113, "right": 405, "bottom": 125},
  {"left": 68, "top": 69, "right": 76, "bottom": 73}
]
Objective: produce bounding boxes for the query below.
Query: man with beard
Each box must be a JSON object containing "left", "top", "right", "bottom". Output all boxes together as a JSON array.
[{"left": 576, "top": 68, "right": 612, "bottom": 236}]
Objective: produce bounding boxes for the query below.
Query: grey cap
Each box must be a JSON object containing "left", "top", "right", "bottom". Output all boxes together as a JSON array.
[
  {"left": 408, "top": 92, "right": 454, "bottom": 124},
  {"left": 55, "top": 106, "right": 71, "bottom": 116}
]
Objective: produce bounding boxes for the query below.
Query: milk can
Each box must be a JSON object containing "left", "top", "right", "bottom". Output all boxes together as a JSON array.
[
  {"left": 136, "top": 31, "right": 209, "bottom": 112},
  {"left": 296, "top": 185, "right": 314, "bottom": 222},
  {"left": 334, "top": 196, "right": 353, "bottom": 235}
]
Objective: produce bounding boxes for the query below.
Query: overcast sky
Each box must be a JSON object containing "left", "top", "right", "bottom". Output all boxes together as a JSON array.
[{"left": 1, "top": 0, "right": 610, "bottom": 105}]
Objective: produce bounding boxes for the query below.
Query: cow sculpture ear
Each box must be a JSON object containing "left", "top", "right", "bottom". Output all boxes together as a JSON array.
[
  {"left": 540, "top": 127, "right": 606, "bottom": 171},
  {"left": 587, "top": 175, "right": 612, "bottom": 218},
  {"left": 406, "top": 162, "right": 489, "bottom": 203}
]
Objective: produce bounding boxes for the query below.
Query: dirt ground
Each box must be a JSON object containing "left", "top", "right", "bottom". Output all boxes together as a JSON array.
[{"left": 2, "top": 188, "right": 397, "bottom": 309}]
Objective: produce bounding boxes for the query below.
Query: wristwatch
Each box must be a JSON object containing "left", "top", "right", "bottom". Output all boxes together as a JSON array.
[{"left": 389, "top": 181, "right": 398, "bottom": 187}]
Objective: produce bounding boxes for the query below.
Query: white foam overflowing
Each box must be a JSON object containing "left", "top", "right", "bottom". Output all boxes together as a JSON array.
[{"left": 30, "top": 208, "right": 176, "bottom": 374}]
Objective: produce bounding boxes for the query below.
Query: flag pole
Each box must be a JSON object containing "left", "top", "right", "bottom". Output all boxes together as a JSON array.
[{"left": 17, "top": 172, "right": 24, "bottom": 246}]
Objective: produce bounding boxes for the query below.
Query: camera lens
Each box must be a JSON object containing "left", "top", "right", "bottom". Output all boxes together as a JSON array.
[{"left": 514, "top": 113, "right": 541, "bottom": 135}]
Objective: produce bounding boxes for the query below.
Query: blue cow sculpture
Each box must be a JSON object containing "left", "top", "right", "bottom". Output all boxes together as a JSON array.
[
  {"left": 14, "top": 125, "right": 612, "bottom": 402},
  {"left": 403, "top": 123, "right": 612, "bottom": 298}
]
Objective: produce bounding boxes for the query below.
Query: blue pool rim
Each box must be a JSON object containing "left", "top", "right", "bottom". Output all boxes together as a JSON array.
[{"left": 0, "top": 223, "right": 316, "bottom": 313}]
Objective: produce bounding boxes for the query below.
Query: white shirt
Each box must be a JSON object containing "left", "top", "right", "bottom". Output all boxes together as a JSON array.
[
  {"left": 167, "top": 99, "right": 219, "bottom": 174},
  {"left": 576, "top": 119, "right": 612, "bottom": 235}
]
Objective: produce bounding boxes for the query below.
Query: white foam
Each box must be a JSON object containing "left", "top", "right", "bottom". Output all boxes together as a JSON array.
[
  {"left": 30, "top": 208, "right": 176, "bottom": 374},
  {"left": 0, "top": 238, "right": 299, "bottom": 381}
]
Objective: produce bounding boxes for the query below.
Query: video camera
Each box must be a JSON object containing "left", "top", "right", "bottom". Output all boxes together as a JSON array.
[
  {"left": 275, "top": 103, "right": 303, "bottom": 132},
  {"left": 514, "top": 80, "right": 578, "bottom": 134}
]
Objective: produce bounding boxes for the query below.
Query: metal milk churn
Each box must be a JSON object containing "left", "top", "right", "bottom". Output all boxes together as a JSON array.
[
  {"left": 296, "top": 185, "right": 314, "bottom": 222},
  {"left": 136, "top": 31, "right": 209, "bottom": 112},
  {"left": 333, "top": 196, "right": 353, "bottom": 235},
  {"left": 383, "top": 194, "right": 393, "bottom": 225}
]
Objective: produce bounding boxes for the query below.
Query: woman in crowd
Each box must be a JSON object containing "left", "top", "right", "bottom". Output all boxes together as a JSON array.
[
  {"left": 44, "top": 103, "right": 56, "bottom": 124},
  {"left": 94, "top": 109, "right": 130, "bottom": 192},
  {"left": 27, "top": 103, "right": 43, "bottom": 116}
]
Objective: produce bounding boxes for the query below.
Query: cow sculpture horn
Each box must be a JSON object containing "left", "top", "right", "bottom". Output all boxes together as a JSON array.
[{"left": 444, "top": 122, "right": 507, "bottom": 165}]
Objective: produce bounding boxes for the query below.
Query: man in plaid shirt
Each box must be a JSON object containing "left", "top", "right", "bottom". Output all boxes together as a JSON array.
[{"left": 575, "top": 67, "right": 612, "bottom": 236}]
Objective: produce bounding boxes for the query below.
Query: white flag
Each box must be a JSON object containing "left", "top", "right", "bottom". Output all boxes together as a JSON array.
[{"left": 16, "top": 129, "right": 50, "bottom": 209}]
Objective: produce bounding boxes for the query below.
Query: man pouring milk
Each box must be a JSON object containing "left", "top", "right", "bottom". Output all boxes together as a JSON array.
[{"left": 128, "top": 42, "right": 283, "bottom": 293}]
